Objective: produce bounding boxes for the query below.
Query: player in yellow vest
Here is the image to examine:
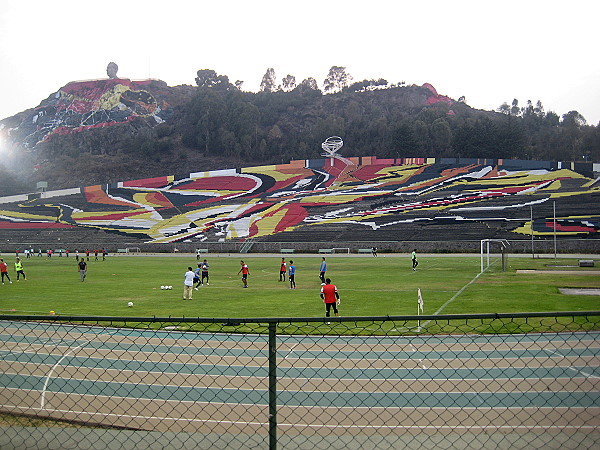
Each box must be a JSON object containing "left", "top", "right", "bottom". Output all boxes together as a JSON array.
[{"left": 15, "top": 258, "right": 26, "bottom": 281}]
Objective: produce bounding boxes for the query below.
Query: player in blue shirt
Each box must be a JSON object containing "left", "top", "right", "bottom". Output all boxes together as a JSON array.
[
  {"left": 193, "top": 264, "right": 202, "bottom": 290},
  {"left": 288, "top": 260, "right": 296, "bottom": 289},
  {"left": 319, "top": 257, "right": 327, "bottom": 284}
]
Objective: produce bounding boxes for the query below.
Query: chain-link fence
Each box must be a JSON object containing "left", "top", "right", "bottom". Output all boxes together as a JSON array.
[{"left": 1, "top": 312, "right": 599, "bottom": 449}]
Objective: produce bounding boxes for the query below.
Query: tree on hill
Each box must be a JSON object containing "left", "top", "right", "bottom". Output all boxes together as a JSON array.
[
  {"left": 280, "top": 75, "right": 296, "bottom": 92},
  {"left": 293, "top": 77, "right": 321, "bottom": 97},
  {"left": 323, "top": 66, "right": 352, "bottom": 93},
  {"left": 345, "top": 78, "right": 388, "bottom": 93},
  {"left": 260, "top": 68, "right": 277, "bottom": 93},
  {"left": 195, "top": 69, "right": 232, "bottom": 90}
]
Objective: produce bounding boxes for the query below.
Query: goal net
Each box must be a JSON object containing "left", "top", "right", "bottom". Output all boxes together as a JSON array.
[
  {"left": 126, "top": 247, "right": 141, "bottom": 254},
  {"left": 332, "top": 248, "right": 350, "bottom": 254}
]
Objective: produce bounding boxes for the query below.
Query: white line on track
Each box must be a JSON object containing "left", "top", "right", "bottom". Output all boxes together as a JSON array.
[
  {"left": 409, "top": 342, "right": 428, "bottom": 369},
  {"left": 284, "top": 342, "right": 299, "bottom": 359},
  {"left": 40, "top": 344, "right": 85, "bottom": 409},
  {"left": 544, "top": 348, "right": 600, "bottom": 379},
  {"left": 39, "top": 329, "right": 120, "bottom": 409}
]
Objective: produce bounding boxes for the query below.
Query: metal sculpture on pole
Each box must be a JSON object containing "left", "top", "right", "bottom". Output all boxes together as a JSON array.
[{"left": 321, "top": 136, "right": 345, "bottom": 166}]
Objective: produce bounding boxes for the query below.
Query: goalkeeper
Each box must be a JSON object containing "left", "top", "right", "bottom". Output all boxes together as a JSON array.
[{"left": 320, "top": 278, "right": 340, "bottom": 321}]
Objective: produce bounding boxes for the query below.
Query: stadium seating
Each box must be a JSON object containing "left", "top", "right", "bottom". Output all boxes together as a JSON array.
[{"left": 0, "top": 157, "right": 597, "bottom": 251}]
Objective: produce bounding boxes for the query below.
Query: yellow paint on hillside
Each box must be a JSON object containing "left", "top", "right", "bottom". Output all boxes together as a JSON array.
[
  {"left": 242, "top": 165, "right": 311, "bottom": 182},
  {"left": 300, "top": 193, "right": 368, "bottom": 204},
  {"left": 70, "top": 209, "right": 148, "bottom": 219},
  {"left": 0, "top": 210, "right": 56, "bottom": 221},
  {"left": 249, "top": 207, "right": 290, "bottom": 237}
]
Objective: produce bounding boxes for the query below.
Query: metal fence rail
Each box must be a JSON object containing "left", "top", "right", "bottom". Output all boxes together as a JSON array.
[{"left": 0, "top": 312, "right": 599, "bottom": 449}]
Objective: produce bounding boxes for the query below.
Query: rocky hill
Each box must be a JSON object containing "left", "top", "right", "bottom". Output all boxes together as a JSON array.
[
  {"left": 1, "top": 75, "right": 597, "bottom": 196},
  {"left": 1, "top": 78, "right": 199, "bottom": 191}
]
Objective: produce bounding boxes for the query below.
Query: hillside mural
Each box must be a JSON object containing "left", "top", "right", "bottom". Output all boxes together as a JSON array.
[
  {"left": 0, "top": 157, "right": 598, "bottom": 244},
  {"left": 3, "top": 78, "right": 172, "bottom": 150}
]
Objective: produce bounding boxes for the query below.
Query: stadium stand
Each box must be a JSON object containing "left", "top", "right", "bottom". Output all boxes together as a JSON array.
[{"left": 0, "top": 157, "right": 597, "bottom": 251}]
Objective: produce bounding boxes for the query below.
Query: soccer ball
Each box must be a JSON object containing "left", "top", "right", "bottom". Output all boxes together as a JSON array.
[
  {"left": 127, "top": 302, "right": 133, "bottom": 307},
  {"left": 160, "top": 285, "right": 165, "bottom": 290},
  {"left": 168, "top": 286, "right": 173, "bottom": 290}
]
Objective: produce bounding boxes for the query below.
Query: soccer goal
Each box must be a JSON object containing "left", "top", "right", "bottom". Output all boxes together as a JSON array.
[
  {"left": 332, "top": 247, "right": 350, "bottom": 254},
  {"left": 480, "top": 239, "right": 509, "bottom": 273},
  {"left": 126, "top": 247, "right": 141, "bottom": 254}
]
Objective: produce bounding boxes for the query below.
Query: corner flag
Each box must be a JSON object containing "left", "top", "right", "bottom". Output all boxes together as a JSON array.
[{"left": 418, "top": 288, "right": 424, "bottom": 313}]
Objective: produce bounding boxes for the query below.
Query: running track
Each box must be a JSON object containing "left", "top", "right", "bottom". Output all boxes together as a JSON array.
[{"left": 0, "top": 320, "right": 599, "bottom": 447}]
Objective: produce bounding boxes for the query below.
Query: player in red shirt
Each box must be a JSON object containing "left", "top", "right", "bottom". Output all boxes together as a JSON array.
[
  {"left": 320, "top": 278, "right": 340, "bottom": 321},
  {"left": 279, "top": 258, "right": 287, "bottom": 282},
  {"left": 1, "top": 259, "right": 12, "bottom": 285},
  {"left": 237, "top": 260, "right": 250, "bottom": 288}
]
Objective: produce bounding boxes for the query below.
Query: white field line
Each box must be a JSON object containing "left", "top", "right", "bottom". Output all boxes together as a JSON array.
[{"left": 435, "top": 258, "right": 500, "bottom": 315}]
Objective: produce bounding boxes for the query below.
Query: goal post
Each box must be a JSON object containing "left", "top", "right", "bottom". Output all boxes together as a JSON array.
[
  {"left": 332, "top": 247, "right": 350, "bottom": 254},
  {"left": 480, "top": 239, "right": 509, "bottom": 273}
]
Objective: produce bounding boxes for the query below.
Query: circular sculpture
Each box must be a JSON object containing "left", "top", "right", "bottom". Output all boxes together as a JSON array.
[{"left": 321, "top": 136, "right": 344, "bottom": 156}]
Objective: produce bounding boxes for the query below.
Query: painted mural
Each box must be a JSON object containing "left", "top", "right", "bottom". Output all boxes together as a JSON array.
[
  {"left": 0, "top": 157, "right": 598, "bottom": 243},
  {"left": 3, "top": 79, "right": 171, "bottom": 149}
]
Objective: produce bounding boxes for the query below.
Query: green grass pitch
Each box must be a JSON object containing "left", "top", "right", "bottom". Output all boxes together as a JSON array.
[{"left": 0, "top": 254, "right": 598, "bottom": 319}]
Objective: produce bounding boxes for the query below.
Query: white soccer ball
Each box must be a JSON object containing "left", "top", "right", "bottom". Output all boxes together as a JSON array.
[
  {"left": 127, "top": 302, "right": 133, "bottom": 307},
  {"left": 168, "top": 286, "right": 173, "bottom": 290}
]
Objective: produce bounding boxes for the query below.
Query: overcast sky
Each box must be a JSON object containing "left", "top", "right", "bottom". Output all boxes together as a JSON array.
[{"left": 1, "top": 0, "right": 599, "bottom": 125}]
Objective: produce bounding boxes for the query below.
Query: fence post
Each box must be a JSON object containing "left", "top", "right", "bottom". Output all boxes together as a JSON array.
[{"left": 268, "top": 322, "right": 277, "bottom": 450}]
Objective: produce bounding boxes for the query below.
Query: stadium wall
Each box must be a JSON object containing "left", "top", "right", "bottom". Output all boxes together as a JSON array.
[{"left": 1, "top": 239, "right": 597, "bottom": 255}]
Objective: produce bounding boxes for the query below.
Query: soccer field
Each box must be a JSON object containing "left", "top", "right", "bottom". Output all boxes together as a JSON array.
[{"left": 1, "top": 253, "right": 598, "bottom": 319}]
